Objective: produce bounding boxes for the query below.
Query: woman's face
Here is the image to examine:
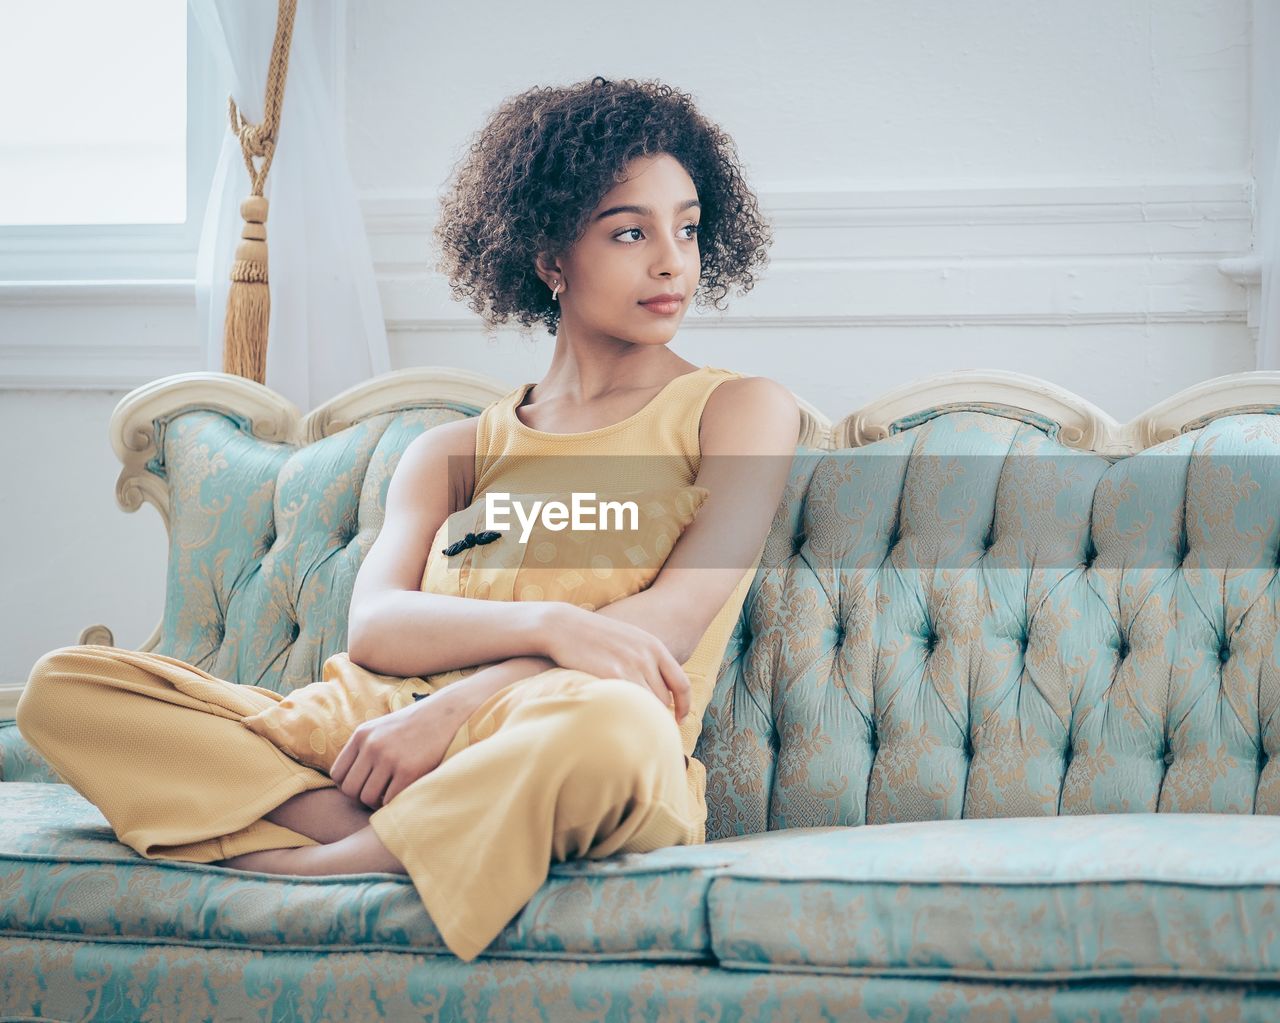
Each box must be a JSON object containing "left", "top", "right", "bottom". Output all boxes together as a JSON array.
[{"left": 544, "top": 153, "right": 701, "bottom": 346}]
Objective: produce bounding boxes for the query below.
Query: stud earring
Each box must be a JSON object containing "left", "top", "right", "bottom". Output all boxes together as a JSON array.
[{"left": 551, "top": 280, "right": 561, "bottom": 301}]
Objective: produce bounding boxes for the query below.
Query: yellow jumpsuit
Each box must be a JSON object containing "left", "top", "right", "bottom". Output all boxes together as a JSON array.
[{"left": 15, "top": 365, "right": 757, "bottom": 963}]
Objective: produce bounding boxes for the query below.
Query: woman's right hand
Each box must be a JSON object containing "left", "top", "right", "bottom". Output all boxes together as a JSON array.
[{"left": 538, "top": 604, "right": 692, "bottom": 723}]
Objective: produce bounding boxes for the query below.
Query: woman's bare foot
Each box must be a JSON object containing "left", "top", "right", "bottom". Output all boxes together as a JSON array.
[
  {"left": 217, "top": 825, "right": 406, "bottom": 876},
  {"left": 216, "top": 845, "right": 313, "bottom": 874},
  {"left": 301, "top": 824, "right": 408, "bottom": 875},
  {"left": 264, "top": 786, "right": 373, "bottom": 844}
]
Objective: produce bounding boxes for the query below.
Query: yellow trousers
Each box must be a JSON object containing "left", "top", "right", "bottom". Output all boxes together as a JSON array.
[{"left": 14, "top": 645, "right": 701, "bottom": 962}]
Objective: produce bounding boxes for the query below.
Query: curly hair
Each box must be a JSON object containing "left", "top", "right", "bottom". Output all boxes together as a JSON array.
[{"left": 432, "top": 76, "right": 773, "bottom": 338}]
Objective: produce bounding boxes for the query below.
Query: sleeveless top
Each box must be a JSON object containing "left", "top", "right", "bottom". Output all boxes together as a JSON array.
[{"left": 464, "top": 363, "right": 761, "bottom": 835}]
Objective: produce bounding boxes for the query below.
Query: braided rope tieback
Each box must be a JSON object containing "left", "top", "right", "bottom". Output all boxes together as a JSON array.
[
  {"left": 222, "top": 0, "right": 298, "bottom": 385},
  {"left": 441, "top": 530, "right": 503, "bottom": 557}
]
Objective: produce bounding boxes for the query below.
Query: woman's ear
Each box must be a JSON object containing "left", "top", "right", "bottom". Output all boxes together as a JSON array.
[{"left": 533, "top": 252, "right": 562, "bottom": 290}]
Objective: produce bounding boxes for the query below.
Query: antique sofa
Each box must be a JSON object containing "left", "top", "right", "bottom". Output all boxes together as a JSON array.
[{"left": 2, "top": 365, "right": 1280, "bottom": 1022}]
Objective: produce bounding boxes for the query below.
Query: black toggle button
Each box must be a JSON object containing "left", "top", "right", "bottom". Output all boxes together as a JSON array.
[{"left": 443, "top": 529, "right": 503, "bottom": 556}]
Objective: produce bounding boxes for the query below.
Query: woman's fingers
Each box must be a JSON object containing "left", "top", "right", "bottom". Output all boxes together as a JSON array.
[
  {"left": 661, "top": 649, "right": 691, "bottom": 722},
  {"left": 643, "top": 663, "right": 670, "bottom": 710},
  {"left": 618, "top": 657, "right": 674, "bottom": 716},
  {"left": 361, "top": 761, "right": 392, "bottom": 809},
  {"left": 634, "top": 648, "right": 688, "bottom": 722},
  {"left": 383, "top": 775, "right": 407, "bottom": 807},
  {"left": 330, "top": 741, "right": 352, "bottom": 785},
  {"left": 335, "top": 734, "right": 375, "bottom": 803},
  {"left": 648, "top": 647, "right": 671, "bottom": 712},
  {"left": 638, "top": 645, "right": 689, "bottom": 722}
]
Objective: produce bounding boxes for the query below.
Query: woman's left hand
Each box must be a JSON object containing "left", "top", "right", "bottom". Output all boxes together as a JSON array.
[{"left": 330, "top": 695, "right": 461, "bottom": 808}]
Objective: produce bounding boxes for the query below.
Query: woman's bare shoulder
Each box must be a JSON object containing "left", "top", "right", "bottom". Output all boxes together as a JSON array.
[
  {"left": 413, "top": 414, "right": 481, "bottom": 514},
  {"left": 431, "top": 412, "right": 481, "bottom": 449},
  {"left": 699, "top": 374, "right": 800, "bottom": 451}
]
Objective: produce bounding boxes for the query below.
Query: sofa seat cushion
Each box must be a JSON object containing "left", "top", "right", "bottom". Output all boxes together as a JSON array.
[
  {"left": 0, "top": 782, "right": 771, "bottom": 961},
  {"left": 708, "top": 814, "right": 1280, "bottom": 982}
]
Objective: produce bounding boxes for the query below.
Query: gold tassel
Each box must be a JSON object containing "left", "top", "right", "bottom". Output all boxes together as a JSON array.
[
  {"left": 222, "top": 195, "right": 271, "bottom": 382},
  {"left": 219, "top": 0, "right": 297, "bottom": 383}
]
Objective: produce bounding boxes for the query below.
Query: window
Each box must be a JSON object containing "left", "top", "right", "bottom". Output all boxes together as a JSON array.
[
  {"left": 0, "top": 1, "right": 186, "bottom": 226},
  {"left": 0, "top": 2, "right": 219, "bottom": 281}
]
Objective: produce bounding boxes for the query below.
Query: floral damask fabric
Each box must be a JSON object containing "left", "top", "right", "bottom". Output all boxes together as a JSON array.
[
  {"left": 9, "top": 937, "right": 1279, "bottom": 1023},
  {"left": 125, "top": 402, "right": 1280, "bottom": 841},
  {"left": 698, "top": 412, "right": 1280, "bottom": 840},
  {"left": 7, "top": 399, "right": 1280, "bottom": 1015},
  {"left": 706, "top": 813, "right": 1280, "bottom": 980},
  {"left": 5, "top": 782, "right": 1280, "bottom": 987},
  {"left": 146, "top": 405, "right": 469, "bottom": 691}
]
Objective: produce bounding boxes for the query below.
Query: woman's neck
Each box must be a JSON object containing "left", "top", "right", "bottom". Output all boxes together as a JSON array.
[
  {"left": 516, "top": 354, "right": 703, "bottom": 434},
  {"left": 532, "top": 336, "right": 697, "bottom": 407}
]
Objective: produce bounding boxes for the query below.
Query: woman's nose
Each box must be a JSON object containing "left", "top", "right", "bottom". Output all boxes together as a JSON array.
[{"left": 650, "top": 229, "right": 687, "bottom": 275}]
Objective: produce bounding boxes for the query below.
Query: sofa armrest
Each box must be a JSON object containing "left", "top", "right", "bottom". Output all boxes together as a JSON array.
[{"left": 0, "top": 721, "right": 63, "bottom": 784}]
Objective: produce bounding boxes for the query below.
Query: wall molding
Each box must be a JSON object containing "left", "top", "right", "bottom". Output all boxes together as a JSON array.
[
  {"left": 367, "top": 180, "right": 1254, "bottom": 334},
  {"left": 1, "top": 180, "right": 1256, "bottom": 389},
  {"left": 379, "top": 308, "right": 1250, "bottom": 333},
  {"left": 0, "top": 280, "right": 203, "bottom": 389}
]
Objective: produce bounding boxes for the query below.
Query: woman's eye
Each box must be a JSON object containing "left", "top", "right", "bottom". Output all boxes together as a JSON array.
[{"left": 614, "top": 224, "right": 700, "bottom": 243}]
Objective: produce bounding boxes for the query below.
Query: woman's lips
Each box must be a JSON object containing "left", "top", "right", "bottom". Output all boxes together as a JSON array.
[{"left": 639, "top": 299, "right": 681, "bottom": 315}]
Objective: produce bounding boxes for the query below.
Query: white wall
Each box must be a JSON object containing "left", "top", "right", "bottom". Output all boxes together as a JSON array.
[
  {"left": 352, "top": 0, "right": 1254, "bottom": 418},
  {"left": 0, "top": 390, "right": 169, "bottom": 668},
  {"left": 0, "top": 0, "right": 1260, "bottom": 687}
]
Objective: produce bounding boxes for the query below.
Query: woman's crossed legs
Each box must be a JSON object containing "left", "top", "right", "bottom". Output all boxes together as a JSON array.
[{"left": 217, "top": 787, "right": 405, "bottom": 874}]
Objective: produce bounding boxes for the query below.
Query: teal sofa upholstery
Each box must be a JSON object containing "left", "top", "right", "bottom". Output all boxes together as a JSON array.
[{"left": 3, "top": 367, "right": 1279, "bottom": 1022}]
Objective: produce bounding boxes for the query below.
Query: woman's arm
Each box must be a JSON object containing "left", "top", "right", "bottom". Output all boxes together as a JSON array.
[
  {"left": 350, "top": 591, "right": 557, "bottom": 678},
  {"left": 591, "top": 376, "right": 801, "bottom": 662},
  {"left": 420, "top": 653, "right": 560, "bottom": 731},
  {"left": 350, "top": 377, "right": 797, "bottom": 680},
  {"left": 347, "top": 419, "right": 561, "bottom": 677},
  {"left": 514, "top": 377, "right": 799, "bottom": 721}
]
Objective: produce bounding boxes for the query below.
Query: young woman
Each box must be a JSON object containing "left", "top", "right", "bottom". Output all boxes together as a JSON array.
[{"left": 17, "top": 76, "right": 799, "bottom": 963}]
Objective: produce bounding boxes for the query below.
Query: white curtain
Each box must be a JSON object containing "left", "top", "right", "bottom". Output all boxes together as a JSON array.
[{"left": 189, "top": 0, "right": 391, "bottom": 413}]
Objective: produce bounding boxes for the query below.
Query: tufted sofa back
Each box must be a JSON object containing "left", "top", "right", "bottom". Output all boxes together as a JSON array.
[
  {"left": 700, "top": 410, "right": 1280, "bottom": 839},
  {"left": 115, "top": 372, "right": 1280, "bottom": 842},
  {"left": 141, "top": 403, "right": 471, "bottom": 689}
]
